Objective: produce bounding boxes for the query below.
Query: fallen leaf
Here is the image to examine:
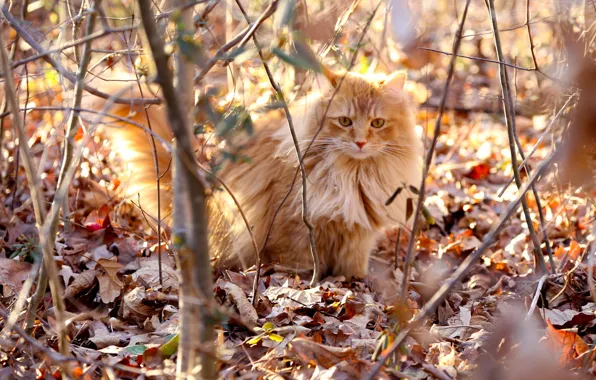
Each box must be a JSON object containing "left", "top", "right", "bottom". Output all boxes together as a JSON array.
[
  {"left": 98, "top": 273, "right": 122, "bottom": 303},
  {"left": 0, "top": 258, "right": 32, "bottom": 296},
  {"left": 224, "top": 282, "right": 258, "bottom": 325},
  {"left": 545, "top": 319, "right": 589, "bottom": 366}
]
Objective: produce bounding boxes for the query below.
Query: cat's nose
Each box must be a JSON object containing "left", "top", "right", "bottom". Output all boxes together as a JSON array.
[{"left": 355, "top": 140, "right": 367, "bottom": 149}]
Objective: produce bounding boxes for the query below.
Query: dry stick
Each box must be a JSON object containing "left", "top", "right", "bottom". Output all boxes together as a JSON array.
[
  {"left": 1, "top": 259, "right": 41, "bottom": 338},
  {"left": 367, "top": 152, "right": 556, "bottom": 380},
  {"left": 232, "top": 0, "right": 322, "bottom": 287},
  {"left": 11, "top": 24, "right": 138, "bottom": 69},
  {"left": 318, "top": 0, "right": 363, "bottom": 57},
  {"left": 418, "top": 47, "right": 535, "bottom": 72},
  {"left": 11, "top": 69, "right": 25, "bottom": 212},
  {"left": 58, "top": 0, "right": 100, "bottom": 227},
  {"left": 525, "top": 274, "right": 547, "bottom": 320},
  {"left": 0, "top": 6, "right": 158, "bottom": 105},
  {"left": 136, "top": 0, "right": 215, "bottom": 377},
  {"left": 497, "top": 93, "right": 576, "bottom": 197},
  {"left": 0, "top": 0, "right": 28, "bottom": 181},
  {"left": 0, "top": 10, "right": 70, "bottom": 363},
  {"left": 589, "top": 234, "right": 596, "bottom": 305},
  {"left": 28, "top": 0, "right": 101, "bottom": 331},
  {"left": 131, "top": 77, "right": 164, "bottom": 286},
  {"left": 508, "top": 65, "right": 555, "bottom": 273},
  {"left": 193, "top": 0, "right": 278, "bottom": 84},
  {"left": 525, "top": 0, "right": 562, "bottom": 84},
  {"left": 231, "top": 0, "right": 289, "bottom": 301},
  {"left": 486, "top": 0, "right": 547, "bottom": 274},
  {"left": 399, "top": 0, "right": 472, "bottom": 301}
]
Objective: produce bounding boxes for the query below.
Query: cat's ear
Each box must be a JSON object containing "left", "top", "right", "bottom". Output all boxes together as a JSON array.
[
  {"left": 382, "top": 70, "right": 407, "bottom": 90},
  {"left": 321, "top": 65, "right": 341, "bottom": 88}
]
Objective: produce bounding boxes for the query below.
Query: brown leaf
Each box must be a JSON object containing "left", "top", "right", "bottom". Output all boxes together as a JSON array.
[
  {"left": 97, "top": 258, "right": 124, "bottom": 287},
  {"left": 290, "top": 337, "right": 357, "bottom": 369},
  {"left": 64, "top": 270, "right": 99, "bottom": 299},
  {"left": 545, "top": 319, "right": 589, "bottom": 366},
  {"left": 120, "top": 287, "right": 157, "bottom": 324},
  {"left": 0, "top": 258, "right": 32, "bottom": 296},
  {"left": 98, "top": 273, "right": 123, "bottom": 304},
  {"left": 224, "top": 282, "right": 258, "bottom": 326}
]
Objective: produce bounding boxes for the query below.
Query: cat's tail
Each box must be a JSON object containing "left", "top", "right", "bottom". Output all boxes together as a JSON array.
[
  {"left": 82, "top": 77, "right": 238, "bottom": 263},
  {"left": 81, "top": 78, "right": 174, "bottom": 228}
]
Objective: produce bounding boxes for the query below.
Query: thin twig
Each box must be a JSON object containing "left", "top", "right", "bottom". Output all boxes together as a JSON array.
[
  {"left": 525, "top": 274, "right": 547, "bottom": 320},
  {"left": 0, "top": 0, "right": 28, "bottom": 185},
  {"left": 233, "top": 0, "right": 322, "bottom": 287},
  {"left": 137, "top": 0, "right": 215, "bottom": 376},
  {"left": 10, "top": 25, "right": 138, "bottom": 69},
  {"left": 193, "top": 0, "right": 278, "bottom": 84},
  {"left": 399, "top": 0, "right": 472, "bottom": 301},
  {"left": 0, "top": 6, "right": 159, "bottom": 105},
  {"left": 0, "top": 13, "right": 70, "bottom": 365},
  {"left": 525, "top": 0, "right": 562, "bottom": 83},
  {"left": 497, "top": 92, "right": 576, "bottom": 197},
  {"left": 366, "top": 152, "right": 556, "bottom": 379},
  {"left": 418, "top": 47, "right": 534, "bottom": 71},
  {"left": 57, "top": 0, "right": 101, "bottom": 228},
  {"left": 486, "top": 0, "right": 547, "bottom": 274}
]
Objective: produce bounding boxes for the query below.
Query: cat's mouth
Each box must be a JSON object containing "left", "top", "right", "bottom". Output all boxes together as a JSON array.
[{"left": 346, "top": 149, "right": 375, "bottom": 160}]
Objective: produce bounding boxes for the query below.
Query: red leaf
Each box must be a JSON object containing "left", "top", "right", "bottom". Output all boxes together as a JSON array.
[{"left": 466, "top": 163, "right": 490, "bottom": 180}]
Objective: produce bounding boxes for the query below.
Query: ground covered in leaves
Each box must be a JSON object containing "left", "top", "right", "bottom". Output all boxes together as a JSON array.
[
  {"left": 1, "top": 0, "right": 596, "bottom": 379},
  {"left": 2, "top": 100, "right": 595, "bottom": 379}
]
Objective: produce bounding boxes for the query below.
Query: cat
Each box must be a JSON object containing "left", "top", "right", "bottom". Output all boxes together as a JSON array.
[{"left": 83, "top": 68, "right": 422, "bottom": 279}]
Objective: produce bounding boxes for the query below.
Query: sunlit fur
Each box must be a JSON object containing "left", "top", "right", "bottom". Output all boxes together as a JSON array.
[{"left": 85, "top": 70, "right": 422, "bottom": 279}]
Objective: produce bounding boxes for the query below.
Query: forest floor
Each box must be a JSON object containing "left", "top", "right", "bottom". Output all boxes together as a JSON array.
[{"left": 1, "top": 89, "right": 594, "bottom": 379}]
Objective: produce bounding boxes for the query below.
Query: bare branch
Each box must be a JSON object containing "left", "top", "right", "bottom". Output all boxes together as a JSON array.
[
  {"left": 486, "top": 0, "right": 548, "bottom": 274},
  {"left": 136, "top": 0, "right": 215, "bottom": 377},
  {"left": 0, "top": 9, "right": 70, "bottom": 366},
  {"left": 1, "top": 5, "right": 160, "bottom": 105},
  {"left": 399, "top": 0, "right": 472, "bottom": 301}
]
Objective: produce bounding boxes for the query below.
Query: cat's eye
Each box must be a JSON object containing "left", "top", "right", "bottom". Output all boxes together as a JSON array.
[
  {"left": 338, "top": 117, "right": 353, "bottom": 127},
  {"left": 371, "top": 118, "right": 385, "bottom": 128}
]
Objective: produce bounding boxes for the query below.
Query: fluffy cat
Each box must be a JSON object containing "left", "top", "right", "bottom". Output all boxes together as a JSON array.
[{"left": 84, "top": 69, "right": 422, "bottom": 278}]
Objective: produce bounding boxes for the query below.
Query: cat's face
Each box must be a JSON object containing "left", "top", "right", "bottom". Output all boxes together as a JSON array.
[{"left": 314, "top": 71, "right": 416, "bottom": 160}]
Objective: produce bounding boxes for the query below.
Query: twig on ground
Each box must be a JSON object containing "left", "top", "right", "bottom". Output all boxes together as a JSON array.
[
  {"left": 366, "top": 152, "right": 556, "bottom": 380},
  {"left": 525, "top": 274, "right": 548, "bottom": 320},
  {"left": 486, "top": 0, "right": 548, "bottom": 274},
  {"left": 399, "top": 0, "right": 472, "bottom": 301}
]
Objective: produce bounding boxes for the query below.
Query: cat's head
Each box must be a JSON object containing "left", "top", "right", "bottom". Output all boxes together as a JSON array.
[{"left": 311, "top": 69, "right": 418, "bottom": 160}]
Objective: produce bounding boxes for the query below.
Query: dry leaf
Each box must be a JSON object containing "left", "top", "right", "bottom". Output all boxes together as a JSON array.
[
  {"left": 64, "top": 270, "right": 99, "bottom": 299},
  {"left": 98, "top": 273, "right": 122, "bottom": 304},
  {"left": 545, "top": 319, "right": 589, "bottom": 366},
  {"left": 224, "top": 282, "right": 258, "bottom": 325},
  {"left": 0, "top": 258, "right": 32, "bottom": 296}
]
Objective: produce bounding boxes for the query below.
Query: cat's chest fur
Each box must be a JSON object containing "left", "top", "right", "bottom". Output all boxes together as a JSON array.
[{"left": 297, "top": 153, "right": 415, "bottom": 230}]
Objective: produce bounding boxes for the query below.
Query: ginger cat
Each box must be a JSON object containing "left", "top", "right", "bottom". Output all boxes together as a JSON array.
[{"left": 84, "top": 69, "right": 422, "bottom": 279}]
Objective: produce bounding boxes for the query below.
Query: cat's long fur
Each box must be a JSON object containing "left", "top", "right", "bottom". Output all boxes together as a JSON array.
[{"left": 84, "top": 70, "right": 422, "bottom": 278}]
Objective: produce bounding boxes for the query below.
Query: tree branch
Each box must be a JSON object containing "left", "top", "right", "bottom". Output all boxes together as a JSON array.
[{"left": 399, "top": 0, "right": 472, "bottom": 301}]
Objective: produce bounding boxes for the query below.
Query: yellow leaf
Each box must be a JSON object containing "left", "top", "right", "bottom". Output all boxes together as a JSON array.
[
  {"left": 247, "top": 335, "right": 263, "bottom": 346},
  {"left": 268, "top": 333, "right": 284, "bottom": 343},
  {"left": 262, "top": 322, "right": 275, "bottom": 332}
]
